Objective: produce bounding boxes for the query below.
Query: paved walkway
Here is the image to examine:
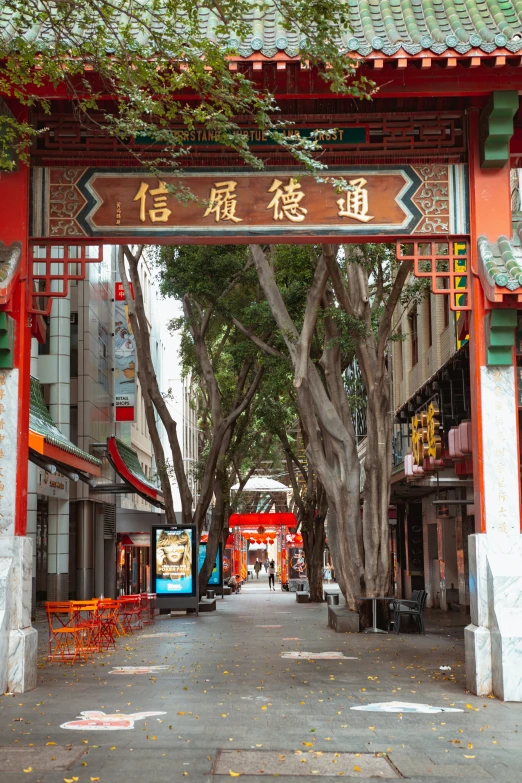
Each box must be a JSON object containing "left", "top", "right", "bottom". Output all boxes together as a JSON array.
[{"left": 0, "top": 592, "right": 520, "bottom": 782}]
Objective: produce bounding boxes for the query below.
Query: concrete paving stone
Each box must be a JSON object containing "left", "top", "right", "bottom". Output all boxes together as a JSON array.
[{"left": 0, "top": 598, "right": 517, "bottom": 782}]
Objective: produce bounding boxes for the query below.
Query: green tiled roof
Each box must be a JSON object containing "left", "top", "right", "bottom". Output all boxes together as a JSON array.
[
  {"left": 2, "top": 2, "right": 522, "bottom": 59},
  {"left": 0, "top": 241, "right": 21, "bottom": 286},
  {"left": 29, "top": 376, "right": 102, "bottom": 467},
  {"left": 478, "top": 225, "right": 522, "bottom": 290},
  {"left": 112, "top": 437, "right": 162, "bottom": 495}
]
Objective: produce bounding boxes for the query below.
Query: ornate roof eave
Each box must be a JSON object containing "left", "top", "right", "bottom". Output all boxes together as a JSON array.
[{"left": 224, "top": 47, "right": 518, "bottom": 70}]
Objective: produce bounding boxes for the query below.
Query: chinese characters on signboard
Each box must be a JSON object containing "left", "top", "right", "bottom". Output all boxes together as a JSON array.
[
  {"left": 43, "top": 165, "right": 469, "bottom": 240},
  {"left": 153, "top": 526, "right": 196, "bottom": 595},
  {"left": 114, "top": 280, "right": 136, "bottom": 422},
  {"left": 132, "top": 176, "right": 374, "bottom": 226}
]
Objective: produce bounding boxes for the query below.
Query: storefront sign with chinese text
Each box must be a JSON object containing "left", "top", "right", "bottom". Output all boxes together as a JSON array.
[{"left": 37, "top": 165, "right": 468, "bottom": 241}]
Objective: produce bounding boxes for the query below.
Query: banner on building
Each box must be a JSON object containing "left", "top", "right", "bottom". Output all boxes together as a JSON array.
[
  {"left": 198, "top": 542, "right": 222, "bottom": 586},
  {"left": 152, "top": 526, "right": 196, "bottom": 596},
  {"left": 114, "top": 280, "right": 136, "bottom": 422}
]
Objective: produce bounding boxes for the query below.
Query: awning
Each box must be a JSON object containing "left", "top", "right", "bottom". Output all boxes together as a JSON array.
[
  {"left": 29, "top": 377, "right": 101, "bottom": 477},
  {"left": 107, "top": 436, "right": 164, "bottom": 508},
  {"left": 229, "top": 512, "right": 297, "bottom": 528},
  {"left": 231, "top": 476, "right": 290, "bottom": 492}
]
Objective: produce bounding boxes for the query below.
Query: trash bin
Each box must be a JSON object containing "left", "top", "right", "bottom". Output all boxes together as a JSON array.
[
  {"left": 326, "top": 593, "right": 339, "bottom": 606},
  {"left": 297, "top": 582, "right": 305, "bottom": 592},
  {"left": 206, "top": 589, "right": 215, "bottom": 600}
]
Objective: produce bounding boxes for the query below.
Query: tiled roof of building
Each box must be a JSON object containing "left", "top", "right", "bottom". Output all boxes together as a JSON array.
[
  {"left": 109, "top": 436, "right": 161, "bottom": 495},
  {"left": 29, "top": 377, "right": 102, "bottom": 467},
  {"left": 478, "top": 226, "right": 522, "bottom": 290},
  {"left": 2, "top": 2, "right": 522, "bottom": 59}
]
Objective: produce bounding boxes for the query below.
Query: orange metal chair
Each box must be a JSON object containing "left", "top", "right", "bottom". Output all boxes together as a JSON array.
[
  {"left": 69, "top": 601, "right": 100, "bottom": 659},
  {"left": 120, "top": 595, "right": 142, "bottom": 634},
  {"left": 46, "top": 602, "right": 81, "bottom": 664},
  {"left": 98, "top": 599, "right": 120, "bottom": 650}
]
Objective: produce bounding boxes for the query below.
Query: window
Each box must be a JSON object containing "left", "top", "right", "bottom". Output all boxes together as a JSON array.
[
  {"left": 427, "top": 295, "right": 432, "bottom": 347},
  {"left": 409, "top": 307, "right": 418, "bottom": 367}
]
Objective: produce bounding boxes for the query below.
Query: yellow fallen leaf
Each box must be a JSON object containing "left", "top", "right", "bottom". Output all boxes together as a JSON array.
[
  {"left": 467, "top": 743, "right": 473, "bottom": 749},
  {"left": 64, "top": 779, "right": 74, "bottom": 783},
  {"left": 178, "top": 712, "right": 185, "bottom": 715},
  {"left": 353, "top": 766, "right": 361, "bottom": 772},
  {"left": 110, "top": 746, "right": 116, "bottom": 751},
  {"left": 261, "top": 706, "right": 267, "bottom": 710},
  {"left": 222, "top": 714, "right": 227, "bottom": 718},
  {"left": 229, "top": 771, "right": 241, "bottom": 777},
  {"left": 223, "top": 671, "right": 229, "bottom": 674},
  {"left": 368, "top": 726, "right": 375, "bottom": 730},
  {"left": 464, "top": 755, "right": 476, "bottom": 759},
  {"left": 90, "top": 778, "right": 100, "bottom": 781},
  {"left": 302, "top": 742, "right": 313, "bottom": 747},
  {"left": 46, "top": 741, "right": 56, "bottom": 746},
  {"left": 23, "top": 769, "right": 32, "bottom": 774},
  {"left": 466, "top": 704, "right": 473, "bottom": 710}
]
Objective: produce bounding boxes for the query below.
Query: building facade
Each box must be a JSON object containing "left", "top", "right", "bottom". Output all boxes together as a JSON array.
[{"left": 27, "top": 246, "right": 177, "bottom": 608}]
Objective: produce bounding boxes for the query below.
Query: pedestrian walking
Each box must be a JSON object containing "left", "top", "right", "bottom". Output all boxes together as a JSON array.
[
  {"left": 254, "top": 559, "right": 262, "bottom": 579},
  {"left": 268, "top": 560, "right": 276, "bottom": 591},
  {"left": 264, "top": 558, "right": 269, "bottom": 573}
]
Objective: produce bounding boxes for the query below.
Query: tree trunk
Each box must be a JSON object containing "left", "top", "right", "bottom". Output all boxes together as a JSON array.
[
  {"left": 361, "top": 381, "right": 393, "bottom": 597},
  {"left": 301, "top": 510, "right": 325, "bottom": 602},
  {"left": 250, "top": 244, "right": 363, "bottom": 611},
  {"left": 198, "top": 469, "right": 227, "bottom": 595}
]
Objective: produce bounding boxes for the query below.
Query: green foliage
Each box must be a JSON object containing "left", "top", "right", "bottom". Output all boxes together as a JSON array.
[{"left": 0, "top": 0, "right": 372, "bottom": 175}]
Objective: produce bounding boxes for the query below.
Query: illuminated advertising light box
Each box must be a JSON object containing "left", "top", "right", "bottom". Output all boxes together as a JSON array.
[
  {"left": 198, "top": 542, "right": 222, "bottom": 590},
  {"left": 152, "top": 525, "right": 198, "bottom": 610}
]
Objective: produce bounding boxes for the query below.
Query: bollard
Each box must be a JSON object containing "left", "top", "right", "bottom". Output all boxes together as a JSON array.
[
  {"left": 326, "top": 593, "right": 339, "bottom": 606},
  {"left": 206, "top": 589, "right": 215, "bottom": 600}
]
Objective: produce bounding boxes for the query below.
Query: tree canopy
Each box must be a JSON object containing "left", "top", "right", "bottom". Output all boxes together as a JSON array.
[{"left": 0, "top": 0, "right": 371, "bottom": 173}]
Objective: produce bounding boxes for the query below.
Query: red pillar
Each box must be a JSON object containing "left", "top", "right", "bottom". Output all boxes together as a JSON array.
[
  {"left": 467, "top": 108, "right": 516, "bottom": 533},
  {"left": 0, "top": 164, "right": 30, "bottom": 535}
]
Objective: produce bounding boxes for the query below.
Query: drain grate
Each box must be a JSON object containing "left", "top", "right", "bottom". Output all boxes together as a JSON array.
[
  {"left": 0, "top": 746, "right": 87, "bottom": 772},
  {"left": 214, "top": 749, "right": 399, "bottom": 777}
]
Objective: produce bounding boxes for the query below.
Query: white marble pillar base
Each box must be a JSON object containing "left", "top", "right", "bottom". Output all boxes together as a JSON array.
[
  {"left": 464, "top": 624, "right": 492, "bottom": 695},
  {"left": 8, "top": 627, "right": 38, "bottom": 692},
  {"left": 465, "top": 533, "right": 522, "bottom": 702},
  {"left": 0, "top": 536, "right": 38, "bottom": 693}
]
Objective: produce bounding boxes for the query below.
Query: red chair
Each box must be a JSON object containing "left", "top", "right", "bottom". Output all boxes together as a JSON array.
[{"left": 120, "top": 595, "right": 142, "bottom": 633}]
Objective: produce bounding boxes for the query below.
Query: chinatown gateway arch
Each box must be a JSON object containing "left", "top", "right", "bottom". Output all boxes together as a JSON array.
[{"left": 1, "top": 2, "right": 522, "bottom": 701}]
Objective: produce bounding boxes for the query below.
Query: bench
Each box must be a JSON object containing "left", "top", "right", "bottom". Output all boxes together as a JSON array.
[
  {"left": 328, "top": 605, "right": 359, "bottom": 633},
  {"left": 296, "top": 591, "right": 310, "bottom": 603},
  {"left": 198, "top": 598, "right": 216, "bottom": 613}
]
